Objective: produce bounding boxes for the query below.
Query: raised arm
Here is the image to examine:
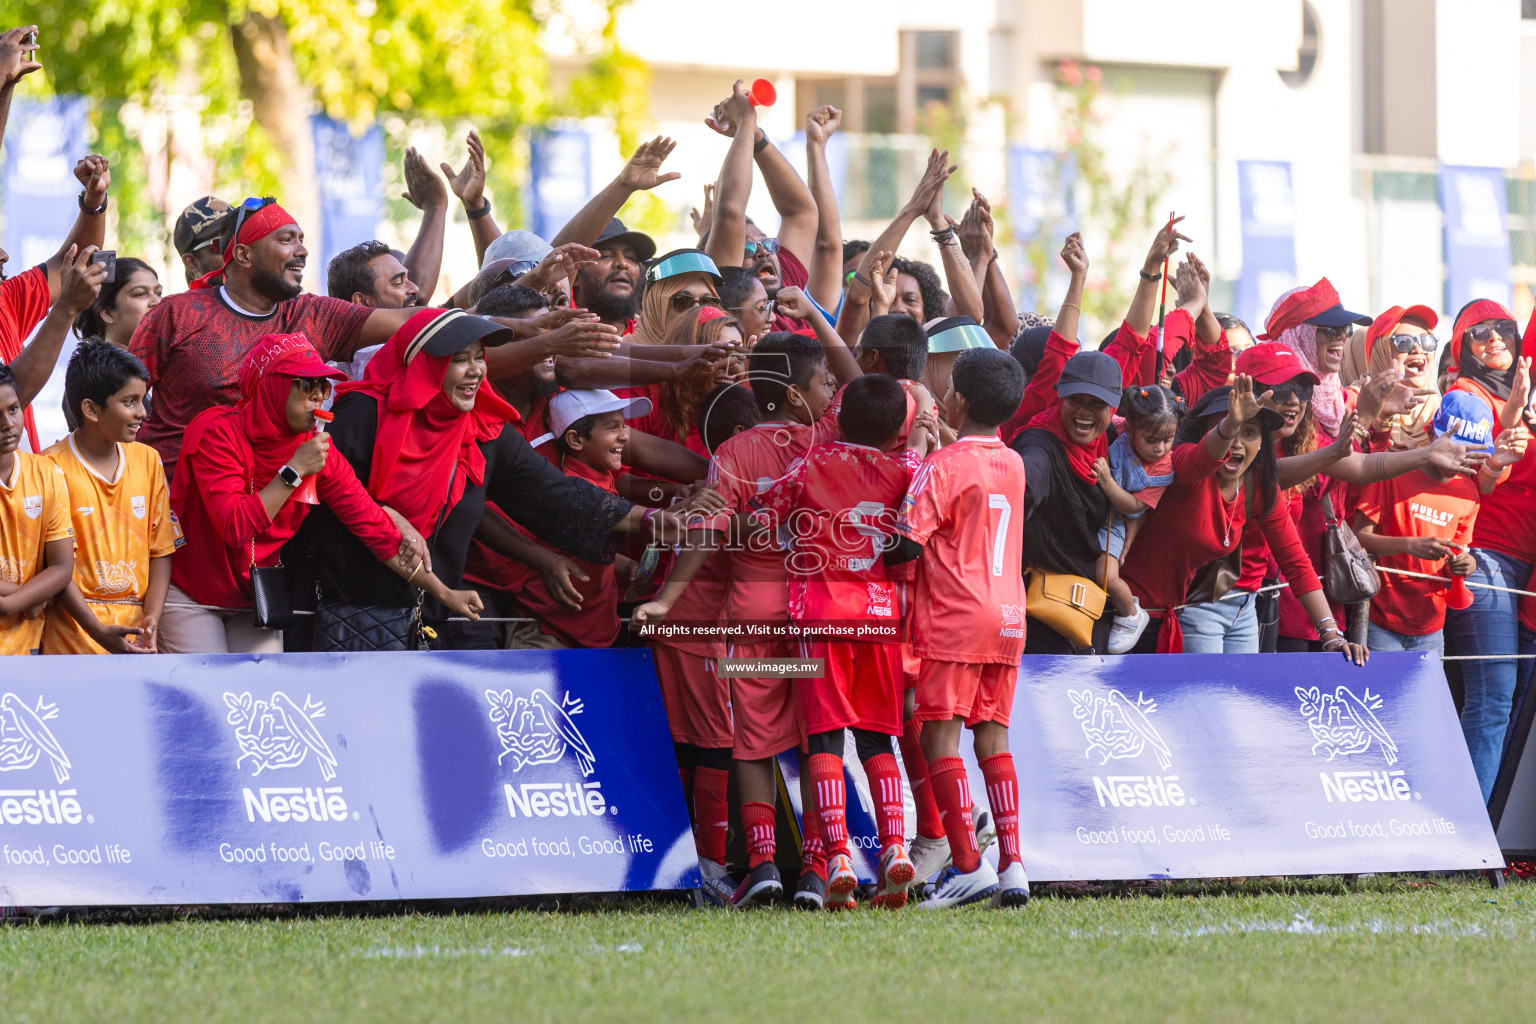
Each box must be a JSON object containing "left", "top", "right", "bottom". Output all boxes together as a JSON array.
[
  {"left": 702, "top": 82, "right": 758, "bottom": 273},
  {"left": 398, "top": 147, "right": 449, "bottom": 304},
  {"left": 753, "top": 121, "right": 818, "bottom": 269},
  {"left": 1125, "top": 216, "right": 1190, "bottom": 339},
  {"left": 440, "top": 130, "right": 500, "bottom": 266},
  {"left": 959, "top": 190, "right": 1017, "bottom": 348},
  {"left": 9, "top": 246, "right": 104, "bottom": 407},
  {"left": 550, "top": 136, "right": 681, "bottom": 249},
  {"left": 0, "top": 26, "right": 41, "bottom": 151},
  {"left": 803, "top": 106, "right": 845, "bottom": 313},
  {"left": 775, "top": 285, "right": 860, "bottom": 385},
  {"left": 45, "top": 156, "right": 110, "bottom": 299}
]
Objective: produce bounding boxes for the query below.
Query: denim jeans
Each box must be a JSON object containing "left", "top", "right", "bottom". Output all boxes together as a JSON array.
[
  {"left": 1366, "top": 622, "right": 1444, "bottom": 653},
  {"left": 1176, "top": 590, "right": 1260, "bottom": 654},
  {"left": 1442, "top": 548, "right": 1533, "bottom": 802}
]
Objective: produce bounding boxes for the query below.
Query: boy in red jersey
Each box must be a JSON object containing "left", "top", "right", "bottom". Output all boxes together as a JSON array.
[
  {"left": 750, "top": 374, "right": 939, "bottom": 910},
  {"left": 634, "top": 330, "right": 860, "bottom": 908},
  {"left": 890, "top": 347, "right": 1030, "bottom": 909}
]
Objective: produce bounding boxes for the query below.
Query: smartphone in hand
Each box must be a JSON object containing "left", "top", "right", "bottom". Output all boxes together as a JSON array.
[{"left": 89, "top": 249, "right": 116, "bottom": 284}]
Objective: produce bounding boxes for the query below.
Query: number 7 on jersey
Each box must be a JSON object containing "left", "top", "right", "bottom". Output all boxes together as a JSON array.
[{"left": 987, "top": 493, "right": 1011, "bottom": 577}]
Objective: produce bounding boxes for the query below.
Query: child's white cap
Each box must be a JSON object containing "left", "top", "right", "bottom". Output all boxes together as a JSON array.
[{"left": 545, "top": 389, "right": 653, "bottom": 443}]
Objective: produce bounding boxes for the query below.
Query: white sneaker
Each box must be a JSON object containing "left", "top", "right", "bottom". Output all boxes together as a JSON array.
[
  {"left": 991, "top": 861, "right": 1030, "bottom": 908},
  {"left": 1107, "top": 600, "right": 1150, "bottom": 655},
  {"left": 920, "top": 862, "right": 1000, "bottom": 909},
  {"left": 908, "top": 833, "right": 952, "bottom": 882},
  {"left": 974, "top": 809, "right": 996, "bottom": 858}
]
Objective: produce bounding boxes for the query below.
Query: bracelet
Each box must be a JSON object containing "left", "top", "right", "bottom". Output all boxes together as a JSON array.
[
  {"left": 466, "top": 197, "right": 492, "bottom": 220},
  {"left": 852, "top": 271, "right": 873, "bottom": 288},
  {"left": 406, "top": 561, "right": 422, "bottom": 583},
  {"left": 1216, "top": 419, "right": 1239, "bottom": 440},
  {"left": 930, "top": 226, "right": 958, "bottom": 244},
  {"left": 1139, "top": 269, "right": 1161, "bottom": 282},
  {"left": 1316, "top": 616, "right": 1338, "bottom": 630},
  {"left": 78, "top": 190, "right": 108, "bottom": 215},
  {"left": 1059, "top": 302, "right": 1080, "bottom": 312},
  {"left": 753, "top": 131, "right": 770, "bottom": 154}
]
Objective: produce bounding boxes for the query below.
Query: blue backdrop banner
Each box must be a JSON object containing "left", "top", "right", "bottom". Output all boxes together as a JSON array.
[
  {"left": 311, "top": 116, "right": 384, "bottom": 280},
  {"left": 1439, "top": 163, "right": 1513, "bottom": 314},
  {"left": 528, "top": 127, "right": 592, "bottom": 243},
  {"left": 0, "top": 650, "right": 698, "bottom": 906},
  {"left": 785, "top": 653, "right": 1497, "bottom": 882},
  {"left": 1236, "top": 160, "right": 1298, "bottom": 336},
  {"left": 1, "top": 95, "right": 89, "bottom": 270}
]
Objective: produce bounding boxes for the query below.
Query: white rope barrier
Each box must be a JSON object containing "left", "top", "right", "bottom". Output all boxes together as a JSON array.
[{"left": 1375, "top": 565, "right": 1536, "bottom": 599}]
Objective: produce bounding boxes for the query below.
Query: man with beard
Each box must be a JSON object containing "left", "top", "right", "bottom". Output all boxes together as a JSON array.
[
  {"left": 128, "top": 198, "right": 426, "bottom": 476},
  {"left": 570, "top": 218, "right": 655, "bottom": 334}
]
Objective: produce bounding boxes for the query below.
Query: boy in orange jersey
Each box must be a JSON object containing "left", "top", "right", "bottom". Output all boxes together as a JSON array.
[
  {"left": 43, "top": 342, "right": 182, "bottom": 653},
  {"left": 0, "top": 364, "right": 74, "bottom": 655},
  {"left": 890, "top": 347, "right": 1030, "bottom": 909}
]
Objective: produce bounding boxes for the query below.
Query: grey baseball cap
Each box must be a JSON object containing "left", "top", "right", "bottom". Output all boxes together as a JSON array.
[{"left": 481, "top": 229, "right": 552, "bottom": 272}]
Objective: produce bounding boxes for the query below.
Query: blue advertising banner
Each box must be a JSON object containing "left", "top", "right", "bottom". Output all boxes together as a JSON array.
[
  {"left": 1439, "top": 164, "right": 1513, "bottom": 314},
  {"left": 784, "top": 653, "right": 1497, "bottom": 883},
  {"left": 1006, "top": 145, "right": 1076, "bottom": 312},
  {"left": 311, "top": 115, "right": 384, "bottom": 280},
  {"left": 528, "top": 127, "right": 592, "bottom": 243},
  {"left": 0, "top": 651, "right": 697, "bottom": 906},
  {"left": 1236, "top": 160, "right": 1298, "bottom": 336},
  {"left": 1, "top": 95, "right": 89, "bottom": 270}
]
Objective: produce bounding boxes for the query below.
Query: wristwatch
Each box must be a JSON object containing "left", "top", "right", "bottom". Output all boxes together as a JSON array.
[
  {"left": 78, "top": 190, "right": 108, "bottom": 215},
  {"left": 277, "top": 465, "right": 302, "bottom": 488}
]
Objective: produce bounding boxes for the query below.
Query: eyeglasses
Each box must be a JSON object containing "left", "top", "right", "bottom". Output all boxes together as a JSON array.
[
  {"left": 1464, "top": 320, "right": 1520, "bottom": 345},
  {"left": 1314, "top": 325, "right": 1354, "bottom": 343},
  {"left": 1268, "top": 380, "right": 1315, "bottom": 404},
  {"left": 291, "top": 377, "right": 333, "bottom": 398},
  {"left": 744, "top": 238, "right": 781, "bottom": 259},
  {"left": 1387, "top": 333, "right": 1438, "bottom": 354},
  {"left": 670, "top": 293, "right": 722, "bottom": 314},
  {"left": 731, "top": 299, "right": 775, "bottom": 316},
  {"left": 227, "top": 196, "right": 277, "bottom": 252}
]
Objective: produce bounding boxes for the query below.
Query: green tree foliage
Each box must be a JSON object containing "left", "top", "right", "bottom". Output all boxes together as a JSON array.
[{"left": 7, "top": 0, "right": 643, "bottom": 258}]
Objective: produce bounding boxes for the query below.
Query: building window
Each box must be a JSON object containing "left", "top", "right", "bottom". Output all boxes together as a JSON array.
[
  {"left": 1524, "top": 0, "right": 1536, "bottom": 19},
  {"left": 915, "top": 31, "right": 956, "bottom": 70}
]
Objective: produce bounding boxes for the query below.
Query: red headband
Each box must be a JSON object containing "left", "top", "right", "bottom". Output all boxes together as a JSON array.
[
  {"left": 1258, "top": 278, "right": 1340, "bottom": 340},
  {"left": 1450, "top": 298, "right": 1515, "bottom": 363},
  {"left": 188, "top": 202, "right": 297, "bottom": 291}
]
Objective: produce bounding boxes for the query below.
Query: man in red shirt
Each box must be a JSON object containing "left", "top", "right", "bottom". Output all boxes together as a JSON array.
[
  {"left": 751, "top": 374, "right": 937, "bottom": 910},
  {"left": 891, "top": 347, "right": 1029, "bottom": 910},
  {"left": 128, "top": 198, "right": 432, "bottom": 476}
]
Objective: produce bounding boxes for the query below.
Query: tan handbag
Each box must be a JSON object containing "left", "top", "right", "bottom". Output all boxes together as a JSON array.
[{"left": 1024, "top": 512, "right": 1111, "bottom": 650}]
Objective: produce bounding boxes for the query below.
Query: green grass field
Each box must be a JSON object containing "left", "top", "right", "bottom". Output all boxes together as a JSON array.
[{"left": 4, "top": 876, "right": 1535, "bottom": 1023}]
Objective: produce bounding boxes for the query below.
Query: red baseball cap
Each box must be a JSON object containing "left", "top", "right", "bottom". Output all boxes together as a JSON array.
[
  {"left": 1234, "top": 343, "right": 1321, "bottom": 386},
  {"left": 1258, "top": 277, "right": 1371, "bottom": 340},
  {"left": 1366, "top": 304, "right": 1437, "bottom": 359},
  {"left": 240, "top": 332, "right": 346, "bottom": 398}
]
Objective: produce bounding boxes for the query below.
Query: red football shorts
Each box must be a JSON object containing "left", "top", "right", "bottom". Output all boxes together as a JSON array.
[
  {"left": 725, "top": 639, "right": 803, "bottom": 760},
  {"left": 794, "top": 639, "right": 902, "bottom": 737},
  {"left": 914, "top": 659, "right": 1018, "bottom": 727},
  {"left": 652, "top": 644, "right": 732, "bottom": 749}
]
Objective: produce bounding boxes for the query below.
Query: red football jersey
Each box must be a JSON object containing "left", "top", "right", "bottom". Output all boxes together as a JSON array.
[
  {"left": 897, "top": 435, "right": 1028, "bottom": 664},
  {"left": 753, "top": 443, "right": 920, "bottom": 628}
]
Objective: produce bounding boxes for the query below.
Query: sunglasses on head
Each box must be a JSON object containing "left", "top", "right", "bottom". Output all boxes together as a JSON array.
[
  {"left": 1268, "top": 380, "right": 1315, "bottom": 404},
  {"left": 227, "top": 196, "right": 277, "bottom": 250},
  {"left": 291, "top": 377, "right": 333, "bottom": 397},
  {"left": 744, "top": 238, "right": 780, "bottom": 259},
  {"left": 1388, "top": 333, "right": 1438, "bottom": 354},
  {"left": 1464, "top": 320, "right": 1520, "bottom": 345},
  {"left": 670, "top": 292, "right": 721, "bottom": 314}
]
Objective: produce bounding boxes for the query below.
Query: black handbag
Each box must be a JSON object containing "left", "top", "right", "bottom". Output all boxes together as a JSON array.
[
  {"left": 248, "top": 477, "right": 297, "bottom": 630},
  {"left": 1321, "top": 493, "right": 1380, "bottom": 604}
]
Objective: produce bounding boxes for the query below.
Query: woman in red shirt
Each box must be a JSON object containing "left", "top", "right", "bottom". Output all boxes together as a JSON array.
[
  {"left": 1441, "top": 299, "right": 1535, "bottom": 801},
  {"left": 161, "top": 332, "right": 474, "bottom": 653},
  {"left": 1119, "top": 375, "right": 1367, "bottom": 663}
]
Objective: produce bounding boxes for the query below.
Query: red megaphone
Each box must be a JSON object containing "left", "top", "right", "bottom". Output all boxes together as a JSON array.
[
  {"left": 749, "top": 79, "right": 777, "bottom": 107},
  {"left": 293, "top": 409, "right": 334, "bottom": 506},
  {"left": 1445, "top": 574, "right": 1474, "bottom": 611}
]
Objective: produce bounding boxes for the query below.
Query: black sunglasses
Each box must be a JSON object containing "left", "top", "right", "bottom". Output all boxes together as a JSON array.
[
  {"left": 1387, "top": 333, "right": 1438, "bottom": 354},
  {"left": 291, "top": 377, "right": 333, "bottom": 397},
  {"left": 1268, "top": 380, "right": 1315, "bottom": 404},
  {"left": 1464, "top": 320, "right": 1520, "bottom": 345},
  {"left": 670, "top": 293, "right": 722, "bottom": 314},
  {"left": 227, "top": 196, "right": 277, "bottom": 252},
  {"left": 1314, "top": 324, "right": 1355, "bottom": 342}
]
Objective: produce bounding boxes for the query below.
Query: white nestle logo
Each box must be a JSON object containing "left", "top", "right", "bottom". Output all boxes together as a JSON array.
[
  {"left": 223, "top": 691, "right": 339, "bottom": 781},
  {"left": 0, "top": 693, "right": 72, "bottom": 784},
  {"left": 1295, "top": 686, "right": 1398, "bottom": 766},
  {"left": 486, "top": 689, "right": 595, "bottom": 777},
  {"left": 1069, "top": 687, "right": 1172, "bottom": 771}
]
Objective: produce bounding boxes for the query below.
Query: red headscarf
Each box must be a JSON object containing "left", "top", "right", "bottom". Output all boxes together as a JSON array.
[
  {"left": 172, "top": 332, "right": 342, "bottom": 502},
  {"left": 1025, "top": 401, "right": 1106, "bottom": 485},
  {"left": 188, "top": 201, "right": 297, "bottom": 291},
  {"left": 336, "top": 309, "right": 521, "bottom": 535},
  {"left": 1450, "top": 299, "right": 1520, "bottom": 402}
]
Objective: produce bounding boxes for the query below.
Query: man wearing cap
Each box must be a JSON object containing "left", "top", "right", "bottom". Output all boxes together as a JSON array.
[
  {"left": 570, "top": 218, "right": 656, "bottom": 334},
  {"left": 173, "top": 197, "right": 232, "bottom": 286},
  {"left": 129, "top": 198, "right": 436, "bottom": 477}
]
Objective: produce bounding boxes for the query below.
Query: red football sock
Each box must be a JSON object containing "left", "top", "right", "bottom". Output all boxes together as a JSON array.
[
  {"left": 928, "top": 756, "right": 979, "bottom": 874},
  {"left": 901, "top": 719, "right": 943, "bottom": 840},
  {"left": 692, "top": 766, "right": 730, "bottom": 865},
  {"left": 808, "top": 752, "right": 848, "bottom": 857},
  {"left": 979, "top": 753, "right": 1021, "bottom": 870},
  {"left": 678, "top": 766, "right": 694, "bottom": 814},
  {"left": 799, "top": 798, "right": 827, "bottom": 878},
  {"left": 862, "top": 752, "right": 906, "bottom": 851},
  {"left": 742, "top": 801, "right": 777, "bottom": 868}
]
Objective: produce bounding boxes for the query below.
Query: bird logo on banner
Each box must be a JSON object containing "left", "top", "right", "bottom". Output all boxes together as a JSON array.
[
  {"left": 0, "top": 693, "right": 72, "bottom": 784},
  {"left": 1069, "top": 688, "right": 1173, "bottom": 771},
  {"left": 1295, "top": 685, "right": 1399, "bottom": 766},
  {"left": 485, "top": 688, "right": 596, "bottom": 777},
  {"left": 223, "top": 691, "right": 339, "bottom": 781}
]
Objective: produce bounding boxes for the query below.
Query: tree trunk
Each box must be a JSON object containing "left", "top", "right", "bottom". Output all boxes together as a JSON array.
[{"left": 228, "top": 11, "right": 320, "bottom": 291}]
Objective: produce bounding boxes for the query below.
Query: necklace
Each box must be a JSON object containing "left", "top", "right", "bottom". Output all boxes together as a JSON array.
[{"left": 1219, "top": 488, "right": 1241, "bottom": 548}]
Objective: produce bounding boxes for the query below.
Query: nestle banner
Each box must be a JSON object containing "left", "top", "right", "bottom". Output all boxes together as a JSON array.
[
  {"left": 1438, "top": 164, "right": 1513, "bottom": 314},
  {"left": 0, "top": 651, "right": 697, "bottom": 906},
  {"left": 789, "top": 653, "right": 1497, "bottom": 882},
  {"left": 527, "top": 127, "right": 592, "bottom": 242}
]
